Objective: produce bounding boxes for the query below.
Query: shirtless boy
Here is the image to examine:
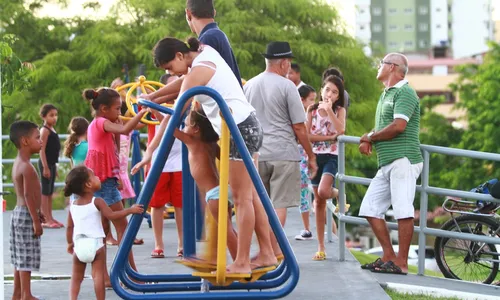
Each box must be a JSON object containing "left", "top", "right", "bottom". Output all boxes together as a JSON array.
[
  {"left": 9, "top": 120, "right": 44, "bottom": 300},
  {"left": 132, "top": 103, "right": 238, "bottom": 263}
]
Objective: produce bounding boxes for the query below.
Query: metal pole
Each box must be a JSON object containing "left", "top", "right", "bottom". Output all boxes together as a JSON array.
[
  {"left": 338, "top": 138, "right": 346, "bottom": 261},
  {"left": 417, "top": 150, "right": 430, "bottom": 275},
  {"left": 182, "top": 143, "right": 196, "bottom": 257}
]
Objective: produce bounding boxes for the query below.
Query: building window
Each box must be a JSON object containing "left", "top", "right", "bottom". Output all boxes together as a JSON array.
[
  {"left": 388, "top": 41, "right": 399, "bottom": 48},
  {"left": 359, "top": 25, "right": 365, "bottom": 30},
  {"left": 388, "top": 8, "right": 397, "bottom": 15},
  {"left": 436, "top": 24, "right": 442, "bottom": 29},
  {"left": 404, "top": 8, "right": 413, "bottom": 14},
  {"left": 419, "top": 23, "right": 429, "bottom": 31},
  {"left": 419, "top": 6, "right": 428, "bottom": 14},
  {"left": 404, "top": 24, "right": 414, "bottom": 31},
  {"left": 388, "top": 24, "right": 398, "bottom": 31},
  {"left": 419, "top": 40, "right": 427, "bottom": 48},
  {"left": 405, "top": 41, "right": 414, "bottom": 47},
  {"left": 373, "top": 24, "right": 382, "bottom": 32},
  {"left": 436, "top": 7, "right": 441, "bottom": 12},
  {"left": 373, "top": 7, "right": 382, "bottom": 15},
  {"left": 360, "top": 8, "right": 365, "bottom": 14}
]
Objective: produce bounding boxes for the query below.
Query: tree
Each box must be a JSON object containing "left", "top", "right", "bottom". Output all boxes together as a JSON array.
[{"left": 2, "top": 0, "right": 382, "bottom": 211}]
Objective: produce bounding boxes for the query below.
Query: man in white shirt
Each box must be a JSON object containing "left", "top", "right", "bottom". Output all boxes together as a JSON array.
[{"left": 287, "top": 63, "right": 306, "bottom": 88}]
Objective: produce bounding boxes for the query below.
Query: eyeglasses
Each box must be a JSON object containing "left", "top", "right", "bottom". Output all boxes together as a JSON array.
[{"left": 379, "top": 60, "right": 399, "bottom": 67}]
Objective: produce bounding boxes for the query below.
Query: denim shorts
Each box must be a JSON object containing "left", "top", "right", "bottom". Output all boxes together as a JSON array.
[
  {"left": 229, "top": 113, "right": 263, "bottom": 160},
  {"left": 311, "top": 154, "right": 338, "bottom": 186},
  {"left": 94, "top": 178, "right": 122, "bottom": 206}
]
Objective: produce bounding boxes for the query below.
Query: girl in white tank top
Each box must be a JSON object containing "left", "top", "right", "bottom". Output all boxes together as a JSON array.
[
  {"left": 134, "top": 37, "right": 276, "bottom": 275},
  {"left": 64, "top": 165, "right": 144, "bottom": 300}
]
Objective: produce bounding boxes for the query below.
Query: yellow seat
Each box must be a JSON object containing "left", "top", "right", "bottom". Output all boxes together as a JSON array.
[{"left": 175, "top": 259, "right": 216, "bottom": 273}]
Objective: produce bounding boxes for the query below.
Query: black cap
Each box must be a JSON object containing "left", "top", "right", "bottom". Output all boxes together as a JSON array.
[{"left": 262, "top": 41, "right": 295, "bottom": 59}]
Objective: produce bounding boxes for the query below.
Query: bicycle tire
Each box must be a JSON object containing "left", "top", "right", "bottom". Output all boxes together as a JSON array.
[{"left": 434, "top": 214, "right": 500, "bottom": 284}]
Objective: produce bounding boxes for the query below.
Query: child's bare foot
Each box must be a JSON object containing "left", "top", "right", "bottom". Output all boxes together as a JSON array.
[{"left": 226, "top": 262, "right": 251, "bottom": 275}]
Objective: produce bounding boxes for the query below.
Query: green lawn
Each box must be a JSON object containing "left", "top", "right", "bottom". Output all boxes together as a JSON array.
[
  {"left": 350, "top": 250, "right": 444, "bottom": 277},
  {"left": 385, "top": 289, "right": 460, "bottom": 300}
]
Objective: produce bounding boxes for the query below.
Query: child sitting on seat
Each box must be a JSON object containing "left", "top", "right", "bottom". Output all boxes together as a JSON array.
[{"left": 132, "top": 102, "right": 237, "bottom": 264}]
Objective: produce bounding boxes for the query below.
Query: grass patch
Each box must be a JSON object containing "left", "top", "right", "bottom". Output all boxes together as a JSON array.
[
  {"left": 5, "top": 275, "right": 71, "bottom": 281},
  {"left": 350, "top": 250, "right": 444, "bottom": 277},
  {"left": 385, "top": 289, "right": 460, "bottom": 300}
]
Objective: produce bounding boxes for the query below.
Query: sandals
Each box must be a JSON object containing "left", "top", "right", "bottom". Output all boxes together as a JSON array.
[
  {"left": 151, "top": 249, "right": 165, "bottom": 258},
  {"left": 177, "top": 249, "right": 184, "bottom": 257},
  {"left": 42, "top": 222, "right": 61, "bottom": 229},
  {"left": 371, "top": 261, "right": 407, "bottom": 275},
  {"left": 312, "top": 251, "right": 326, "bottom": 261},
  {"left": 360, "top": 258, "right": 384, "bottom": 270},
  {"left": 133, "top": 238, "right": 144, "bottom": 245}
]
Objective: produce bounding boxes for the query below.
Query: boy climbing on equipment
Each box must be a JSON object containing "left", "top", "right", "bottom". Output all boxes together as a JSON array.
[{"left": 132, "top": 103, "right": 238, "bottom": 265}]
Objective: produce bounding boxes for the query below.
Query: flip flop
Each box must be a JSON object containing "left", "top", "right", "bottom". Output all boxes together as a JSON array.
[
  {"left": 360, "top": 258, "right": 384, "bottom": 270},
  {"left": 371, "top": 261, "right": 407, "bottom": 275},
  {"left": 106, "top": 240, "right": 119, "bottom": 246},
  {"left": 133, "top": 238, "right": 144, "bottom": 245},
  {"left": 312, "top": 251, "right": 326, "bottom": 261},
  {"left": 151, "top": 249, "right": 165, "bottom": 258},
  {"left": 177, "top": 249, "right": 184, "bottom": 257}
]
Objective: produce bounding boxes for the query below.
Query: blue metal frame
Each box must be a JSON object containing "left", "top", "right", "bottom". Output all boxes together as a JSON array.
[{"left": 111, "top": 87, "right": 299, "bottom": 299}]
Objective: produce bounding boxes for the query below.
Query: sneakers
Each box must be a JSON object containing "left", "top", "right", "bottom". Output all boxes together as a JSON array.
[{"left": 295, "top": 230, "right": 313, "bottom": 240}]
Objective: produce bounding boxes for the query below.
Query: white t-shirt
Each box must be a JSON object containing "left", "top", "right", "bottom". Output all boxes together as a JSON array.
[
  {"left": 152, "top": 120, "right": 182, "bottom": 173},
  {"left": 297, "top": 81, "right": 306, "bottom": 88},
  {"left": 177, "top": 45, "right": 255, "bottom": 136}
]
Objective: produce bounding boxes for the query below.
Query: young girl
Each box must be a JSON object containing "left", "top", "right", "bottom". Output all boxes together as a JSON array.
[
  {"left": 295, "top": 85, "right": 317, "bottom": 241},
  {"left": 133, "top": 37, "right": 277, "bottom": 274},
  {"left": 82, "top": 87, "right": 147, "bottom": 287},
  {"left": 64, "top": 117, "right": 89, "bottom": 167},
  {"left": 307, "top": 75, "right": 346, "bottom": 261},
  {"left": 65, "top": 165, "right": 144, "bottom": 300},
  {"left": 39, "top": 104, "right": 63, "bottom": 228}
]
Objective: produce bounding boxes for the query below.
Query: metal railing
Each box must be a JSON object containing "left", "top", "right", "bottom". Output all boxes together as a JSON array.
[
  {"left": 1, "top": 133, "right": 149, "bottom": 188},
  {"left": 335, "top": 135, "right": 500, "bottom": 275}
]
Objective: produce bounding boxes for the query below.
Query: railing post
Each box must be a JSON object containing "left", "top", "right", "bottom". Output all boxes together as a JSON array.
[
  {"left": 417, "top": 150, "right": 430, "bottom": 276},
  {"left": 326, "top": 200, "right": 333, "bottom": 243},
  {"left": 338, "top": 137, "right": 346, "bottom": 261},
  {"left": 182, "top": 143, "right": 196, "bottom": 257}
]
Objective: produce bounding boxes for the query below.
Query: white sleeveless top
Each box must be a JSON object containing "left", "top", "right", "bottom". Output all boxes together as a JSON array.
[
  {"left": 70, "top": 197, "right": 106, "bottom": 239},
  {"left": 182, "top": 45, "right": 255, "bottom": 135}
]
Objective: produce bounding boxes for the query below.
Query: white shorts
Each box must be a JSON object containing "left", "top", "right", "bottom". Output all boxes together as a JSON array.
[{"left": 359, "top": 157, "right": 423, "bottom": 220}]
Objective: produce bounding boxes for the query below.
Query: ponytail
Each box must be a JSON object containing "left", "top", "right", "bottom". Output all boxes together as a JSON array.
[{"left": 63, "top": 117, "right": 89, "bottom": 158}]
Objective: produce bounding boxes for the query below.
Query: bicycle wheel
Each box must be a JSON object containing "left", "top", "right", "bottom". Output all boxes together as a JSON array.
[{"left": 434, "top": 214, "right": 500, "bottom": 284}]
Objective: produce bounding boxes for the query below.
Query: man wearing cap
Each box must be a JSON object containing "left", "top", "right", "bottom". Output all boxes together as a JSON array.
[{"left": 244, "top": 42, "right": 317, "bottom": 256}]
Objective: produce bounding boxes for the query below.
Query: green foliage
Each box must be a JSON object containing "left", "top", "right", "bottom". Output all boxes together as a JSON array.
[{"left": 1, "top": 0, "right": 382, "bottom": 210}]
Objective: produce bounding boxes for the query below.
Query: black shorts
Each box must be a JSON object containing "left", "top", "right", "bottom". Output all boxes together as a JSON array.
[
  {"left": 229, "top": 113, "right": 263, "bottom": 160},
  {"left": 38, "top": 160, "right": 56, "bottom": 196}
]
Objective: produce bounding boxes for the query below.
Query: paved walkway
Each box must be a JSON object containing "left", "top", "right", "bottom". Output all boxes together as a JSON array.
[{"left": 4, "top": 209, "right": 391, "bottom": 299}]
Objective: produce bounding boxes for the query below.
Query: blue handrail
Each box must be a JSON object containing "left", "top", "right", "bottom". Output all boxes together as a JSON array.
[{"left": 111, "top": 86, "right": 299, "bottom": 299}]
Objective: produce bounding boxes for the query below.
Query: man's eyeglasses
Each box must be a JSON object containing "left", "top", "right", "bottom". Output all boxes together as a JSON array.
[{"left": 379, "top": 60, "right": 399, "bottom": 67}]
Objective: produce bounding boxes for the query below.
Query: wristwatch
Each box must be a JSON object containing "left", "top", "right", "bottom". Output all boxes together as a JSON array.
[{"left": 367, "top": 131, "right": 375, "bottom": 142}]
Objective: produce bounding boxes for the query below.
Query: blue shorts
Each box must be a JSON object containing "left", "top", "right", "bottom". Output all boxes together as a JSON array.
[
  {"left": 205, "top": 186, "right": 233, "bottom": 205},
  {"left": 311, "top": 154, "right": 338, "bottom": 186},
  {"left": 94, "top": 178, "right": 122, "bottom": 206}
]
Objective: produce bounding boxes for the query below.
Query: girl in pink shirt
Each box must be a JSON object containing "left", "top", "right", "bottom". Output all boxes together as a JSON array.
[{"left": 83, "top": 87, "right": 146, "bottom": 287}]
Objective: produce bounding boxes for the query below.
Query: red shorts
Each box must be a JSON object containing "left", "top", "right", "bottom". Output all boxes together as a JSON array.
[{"left": 149, "top": 172, "right": 183, "bottom": 208}]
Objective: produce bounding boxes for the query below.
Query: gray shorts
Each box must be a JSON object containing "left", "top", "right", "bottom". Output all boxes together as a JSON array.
[
  {"left": 229, "top": 113, "right": 263, "bottom": 160},
  {"left": 258, "top": 161, "right": 301, "bottom": 209},
  {"left": 10, "top": 206, "right": 41, "bottom": 272}
]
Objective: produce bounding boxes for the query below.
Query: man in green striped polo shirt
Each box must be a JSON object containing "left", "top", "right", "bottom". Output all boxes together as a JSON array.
[{"left": 358, "top": 53, "right": 423, "bottom": 275}]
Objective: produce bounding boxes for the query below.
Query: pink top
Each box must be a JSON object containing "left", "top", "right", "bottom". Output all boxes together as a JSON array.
[
  {"left": 309, "top": 109, "right": 339, "bottom": 155},
  {"left": 85, "top": 117, "right": 119, "bottom": 182}
]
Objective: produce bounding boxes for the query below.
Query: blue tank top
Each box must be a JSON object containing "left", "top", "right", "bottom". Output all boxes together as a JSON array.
[{"left": 72, "top": 141, "right": 88, "bottom": 166}]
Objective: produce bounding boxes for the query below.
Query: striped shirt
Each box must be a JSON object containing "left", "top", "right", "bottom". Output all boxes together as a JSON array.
[{"left": 374, "top": 80, "right": 423, "bottom": 168}]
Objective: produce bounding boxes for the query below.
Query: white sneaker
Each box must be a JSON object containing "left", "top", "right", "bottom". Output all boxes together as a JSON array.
[{"left": 295, "top": 230, "right": 313, "bottom": 240}]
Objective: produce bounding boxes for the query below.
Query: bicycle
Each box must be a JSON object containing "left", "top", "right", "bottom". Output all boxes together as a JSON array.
[{"left": 434, "top": 180, "right": 500, "bottom": 284}]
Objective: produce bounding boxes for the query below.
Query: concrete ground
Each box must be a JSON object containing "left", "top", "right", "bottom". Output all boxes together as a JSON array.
[{"left": 3, "top": 209, "right": 391, "bottom": 299}]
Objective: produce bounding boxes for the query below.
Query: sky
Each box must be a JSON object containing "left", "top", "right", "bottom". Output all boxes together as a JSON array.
[{"left": 37, "top": 0, "right": 500, "bottom": 36}]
